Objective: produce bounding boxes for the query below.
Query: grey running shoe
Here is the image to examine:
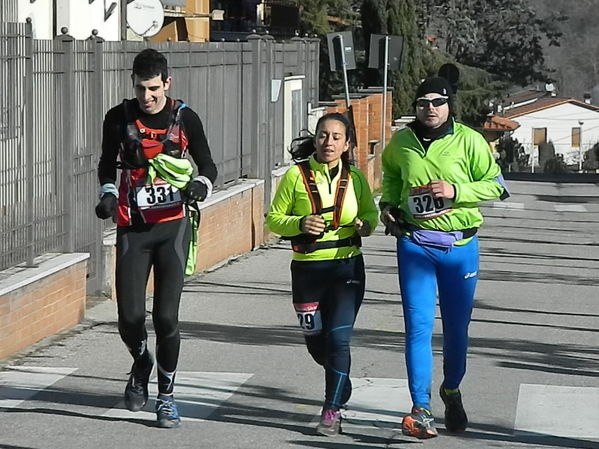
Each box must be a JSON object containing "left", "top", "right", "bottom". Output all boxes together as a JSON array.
[
  {"left": 440, "top": 384, "right": 468, "bottom": 433},
  {"left": 155, "top": 394, "right": 181, "bottom": 428},
  {"left": 401, "top": 407, "right": 438, "bottom": 439},
  {"left": 124, "top": 352, "right": 153, "bottom": 412},
  {"left": 316, "top": 408, "right": 342, "bottom": 437}
]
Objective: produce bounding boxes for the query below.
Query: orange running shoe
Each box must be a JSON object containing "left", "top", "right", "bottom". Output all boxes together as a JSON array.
[{"left": 401, "top": 407, "right": 438, "bottom": 439}]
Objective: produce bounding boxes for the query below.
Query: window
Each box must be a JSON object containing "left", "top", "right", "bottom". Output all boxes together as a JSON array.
[
  {"left": 572, "top": 127, "right": 581, "bottom": 147},
  {"left": 533, "top": 128, "right": 547, "bottom": 146}
]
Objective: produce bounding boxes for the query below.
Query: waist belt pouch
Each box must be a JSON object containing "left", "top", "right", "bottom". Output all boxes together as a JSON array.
[{"left": 410, "top": 229, "right": 465, "bottom": 249}]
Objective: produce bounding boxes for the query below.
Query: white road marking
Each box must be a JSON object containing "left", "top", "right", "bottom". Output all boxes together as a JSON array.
[
  {"left": 102, "top": 371, "right": 253, "bottom": 423},
  {"left": 493, "top": 202, "right": 525, "bottom": 209},
  {"left": 554, "top": 204, "right": 587, "bottom": 212},
  {"left": 312, "top": 378, "right": 410, "bottom": 431},
  {"left": 0, "top": 366, "right": 78, "bottom": 408},
  {"left": 515, "top": 384, "right": 599, "bottom": 439}
]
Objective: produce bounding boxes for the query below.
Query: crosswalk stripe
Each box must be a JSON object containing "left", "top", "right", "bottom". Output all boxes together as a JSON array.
[
  {"left": 0, "top": 366, "right": 77, "bottom": 408},
  {"left": 102, "top": 371, "right": 253, "bottom": 423},
  {"left": 311, "top": 378, "right": 410, "bottom": 431},
  {"left": 514, "top": 384, "right": 599, "bottom": 439},
  {"left": 554, "top": 204, "right": 587, "bottom": 212},
  {"left": 492, "top": 202, "right": 525, "bottom": 209},
  {"left": 343, "top": 378, "right": 410, "bottom": 428}
]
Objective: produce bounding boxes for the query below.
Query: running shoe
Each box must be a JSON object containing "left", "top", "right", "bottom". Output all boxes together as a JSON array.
[
  {"left": 401, "top": 407, "right": 438, "bottom": 439},
  {"left": 155, "top": 394, "right": 181, "bottom": 428},
  {"left": 316, "top": 408, "right": 342, "bottom": 436},
  {"left": 124, "top": 352, "right": 154, "bottom": 412},
  {"left": 439, "top": 384, "right": 468, "bottom": 433}
]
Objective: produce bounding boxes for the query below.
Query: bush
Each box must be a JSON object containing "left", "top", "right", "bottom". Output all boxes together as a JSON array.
[
  {"left": 543, "top": 154, "right": 569, "bottom": 174},
  {"left": 582, "top": 142, "right": 599, "bottom": 171}
]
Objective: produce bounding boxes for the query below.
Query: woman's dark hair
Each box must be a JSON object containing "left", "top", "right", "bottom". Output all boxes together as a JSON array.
[{"left": 288, "top": 112, "right": 355, "bottom": 164}]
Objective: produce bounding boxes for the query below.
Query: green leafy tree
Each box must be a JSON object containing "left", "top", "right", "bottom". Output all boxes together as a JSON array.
[
  {"left": 360, "top": 0, "right": 434, "bottom": 116},
  {"left": 293, "top": 0, "right": 360, "bottom": 102},
  {"left": 417, "top": 0, "right": 565, "bottom": 86},
  {"left": 296, "top": 0, "right": 518, "bottom": 127}
]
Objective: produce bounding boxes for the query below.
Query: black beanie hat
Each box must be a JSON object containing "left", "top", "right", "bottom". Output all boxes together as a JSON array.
[
  {"left": 415, "top": 76, "right": 453, "bottom": 99},
  {"left": 413, "top": 76, "right": 456, "bottom": 117}
]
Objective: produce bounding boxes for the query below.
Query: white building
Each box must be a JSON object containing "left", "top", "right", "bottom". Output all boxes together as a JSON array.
[
  {"left": 502, "top": 96, "right": 599, "bottom": 167},
  {"left": 16, "top": 0, "right": 123, "bottom": 41}
]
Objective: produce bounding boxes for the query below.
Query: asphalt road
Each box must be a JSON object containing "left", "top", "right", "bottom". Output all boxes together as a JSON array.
[{"left": 1, "top": 178, "right": 599, "bottom": 449}]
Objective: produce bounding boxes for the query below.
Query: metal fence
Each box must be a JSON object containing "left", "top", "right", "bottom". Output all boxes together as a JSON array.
[
  {"left": 0, "top": 23, "right": 319, "bottom": 294},
  {"left": 0, "top": 1, "right": 17, "bottom": 23}
]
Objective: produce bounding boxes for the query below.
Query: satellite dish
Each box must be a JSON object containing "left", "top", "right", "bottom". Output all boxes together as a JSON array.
[{"left": 127, "top": 0, "right": 165, "bottom": 37}]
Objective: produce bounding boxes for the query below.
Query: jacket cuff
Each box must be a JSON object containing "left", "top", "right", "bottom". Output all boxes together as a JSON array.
[{"left": 99, "top": 183, "right": 118, "bottom": 199}]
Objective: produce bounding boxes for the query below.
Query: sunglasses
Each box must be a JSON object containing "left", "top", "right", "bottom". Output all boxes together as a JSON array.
[{"left": 415, "top": 97, "right": 449, "bottom": 108}]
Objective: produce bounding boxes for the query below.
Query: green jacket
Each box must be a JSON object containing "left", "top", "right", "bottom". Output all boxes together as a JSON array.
[
  {"left": 381, "top": 121, "right": 505, "bottom": 232},
  {"left": 267, "top": 156, "right": 379, "bottom": 261}
]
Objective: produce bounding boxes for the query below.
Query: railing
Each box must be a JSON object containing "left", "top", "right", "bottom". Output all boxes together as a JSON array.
[{"left": 0, "top": 24, "right": 319, "bottom": 293}]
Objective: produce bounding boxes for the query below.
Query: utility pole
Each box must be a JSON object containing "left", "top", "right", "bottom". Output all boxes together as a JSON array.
[{"left": 120, "top": 0, "right": 128, "bottom": 40}]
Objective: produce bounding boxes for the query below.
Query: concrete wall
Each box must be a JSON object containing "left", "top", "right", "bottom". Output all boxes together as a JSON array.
[
  {"left": 55, "top": 0, "right": 120, "bottom": 40},
  {"left": 17, "top": 0, "right": 53, "bottom": 39}
]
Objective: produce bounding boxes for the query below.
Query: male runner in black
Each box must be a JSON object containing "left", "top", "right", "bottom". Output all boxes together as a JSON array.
[{"left": 96, "top": 48, "right": 217, "bottom": 428}]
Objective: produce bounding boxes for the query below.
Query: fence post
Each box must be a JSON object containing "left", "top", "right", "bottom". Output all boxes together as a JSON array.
[
  {"left": 24, "top": 19, "right": 35, "bottom": 267},
  {"left": 247, "top": 33, "right": 263, "bottom": 181},
  {"left": 88, "top": 29, "right": 105, "bottom": 293},
  {"left": 56, "top": 28, "right": 76, "bottom": 253},
  {"left": 263, "top": 33, "right": 275, "bottom": 210},
  {"left": 308, "top": 37, "right": 320, "bottom": 108}
]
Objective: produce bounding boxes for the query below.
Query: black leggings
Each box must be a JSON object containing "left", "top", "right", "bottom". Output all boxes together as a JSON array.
[
  {"left": 115, "top": 218, "right": 191, "bottom": 394},
  {"left": 291, "top": 255, "right": 365, "bottom": 409}
]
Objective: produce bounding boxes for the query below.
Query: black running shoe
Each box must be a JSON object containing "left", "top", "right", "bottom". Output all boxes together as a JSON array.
[
  {"left": 401, "top": 407, "right": 438, "bottom": 439},
  {"left": 439, "top": 384, "right": 468, "bottom": 433},
  {"left": 155, "top": 394, "right": 181, "bottom": 428},
  {"left": 124, "top": 352, "right": 154, "bottom": 412}
]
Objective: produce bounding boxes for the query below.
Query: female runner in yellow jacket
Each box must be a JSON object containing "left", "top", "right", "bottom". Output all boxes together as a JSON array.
[{"left": 267, "top": 112, "right": 378, "bottom": 436}]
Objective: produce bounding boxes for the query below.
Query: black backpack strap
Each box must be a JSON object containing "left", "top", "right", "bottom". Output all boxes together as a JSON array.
[{"left": 291, "top": 235, "right": 362, "bottom": 254}]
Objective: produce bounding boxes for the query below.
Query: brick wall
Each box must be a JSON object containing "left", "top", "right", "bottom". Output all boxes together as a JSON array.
[
  {"left": 194, "top": 180, "right": 265, "bottom": 271},
  {"left": 326, "top": 91, "right": 392, "bottom": 191},
  {"left": 101, "top": 179, "right": 266, "bottom": 300},
  {"left": 0, "top": 256, "right": 88, "bottom": 360}
]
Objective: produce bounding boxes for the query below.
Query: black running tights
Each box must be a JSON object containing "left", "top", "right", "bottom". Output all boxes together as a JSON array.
[{"left": 115, "top": 218, "right": 191, "bottom": 390}]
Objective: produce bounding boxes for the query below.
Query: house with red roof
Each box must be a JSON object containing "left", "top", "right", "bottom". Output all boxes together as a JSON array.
[{"left": 494, "top": 90, "right": 599, "bottom": 168}]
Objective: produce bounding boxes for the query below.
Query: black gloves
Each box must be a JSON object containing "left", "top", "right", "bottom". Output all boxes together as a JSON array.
[
  {"left": 95, "top": 193, "right": 117, "bottom": 220},
  {"left": 182, "top": 180, "right": 208, "bottom": 204},
  {"left": 380, "top": 204, "right": 405, "bottom": 237}
]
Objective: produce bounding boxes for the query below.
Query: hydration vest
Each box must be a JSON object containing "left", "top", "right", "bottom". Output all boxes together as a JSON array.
[
  {"left": 290, "top": 160, "right": 361, "bottom": 254},
  {"left": 116, "top": 98, "right": 189, "bottom": 226},
  {"left": 120, "top": 98, "right": 188, "bottom": 168}
]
